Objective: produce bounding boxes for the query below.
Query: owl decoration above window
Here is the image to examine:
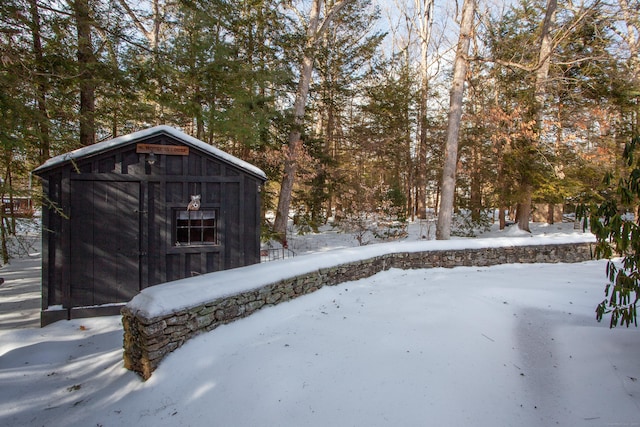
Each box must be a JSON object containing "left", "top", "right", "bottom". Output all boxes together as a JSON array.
[{"left": 187, "top": 194, "right": 201, "bottom": 211}]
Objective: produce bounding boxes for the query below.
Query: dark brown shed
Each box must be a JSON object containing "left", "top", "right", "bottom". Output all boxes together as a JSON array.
[{"left": 33, "top": 126, "right": 266, "bottom": 326}]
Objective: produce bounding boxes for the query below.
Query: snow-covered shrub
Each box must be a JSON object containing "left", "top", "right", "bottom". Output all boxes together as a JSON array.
[
  {"left": 450, "top": 210, "right": 493, "bottom": 237},
  {"left": 372, "top": 220, "right": 408, "bottom": 241}
]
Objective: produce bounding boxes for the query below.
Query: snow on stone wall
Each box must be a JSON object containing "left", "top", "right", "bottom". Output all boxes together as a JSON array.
[{"left": 122, "top": 242, "right": 594, "bottom": 380}]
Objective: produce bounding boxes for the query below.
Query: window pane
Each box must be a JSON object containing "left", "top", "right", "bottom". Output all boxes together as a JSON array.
[
  {"left": 175, "top": 209, "right": 218, "bottom": 245},
  {"left": 202, "top": 228, "right": 216, "bottom": 242},
  {"left": 177, "top": 227, "right": 189, "bottom": 244}
]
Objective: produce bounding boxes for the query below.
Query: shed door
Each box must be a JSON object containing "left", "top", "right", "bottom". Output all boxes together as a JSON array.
[{"left": 69, "top": 181, "right": 141, "bottom": 307}]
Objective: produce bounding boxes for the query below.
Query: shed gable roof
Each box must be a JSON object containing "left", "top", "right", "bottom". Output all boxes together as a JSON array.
[{"left": 33, "top": 125, "right": 267, "bottom": 180}]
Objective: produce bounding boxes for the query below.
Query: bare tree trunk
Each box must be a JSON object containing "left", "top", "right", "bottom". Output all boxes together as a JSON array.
[
  {"left": 415, "top": 0, "right": 435, "bottom": 219},
  {"left": 497, "top": 160, "right": 507, "bottom": 230},
  {"left": 118, "top": 0, "right": 162, "bottom": 49},
  {"left": 0, "top": 216, "right": 8, "bottom": 265},
  {"left": 518, "top": 0, "right": 557, "bottom": 232},
  {"left": 436, "top": 0, "right": 475, "bottom": 240},
  {"left": 0, "top": 155, "right": 11, "bottom": 264},
  {"left": 470, "top": 144, "right": 482, "bottom": 222},
  {"left": 547, "top": 203, "right": 555, "bottom": 224},
  {"left": 515, "top": 184, "right": 531, "bottom": 230},
  {"left": 273, "top": 56, "right": 314, "bottom": 241},
  {"left": 619, "top": 0, "right": 640, "bottom": 81},
  {"left": 273, "top": 0, "right": 353, "bottom": 241},
  {"left": 619, "top": 0, "right": 640, "bottom": 135},
  {"left": 28, "top": 0, "right": 50, "bottom": 163},
  {"left": 72, "top": 0, "right": 96, "bottom": 146}
]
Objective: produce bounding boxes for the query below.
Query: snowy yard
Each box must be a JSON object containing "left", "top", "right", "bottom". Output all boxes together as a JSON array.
[{"left": 1, "top": 222, "right": 639, "bottom": 426}]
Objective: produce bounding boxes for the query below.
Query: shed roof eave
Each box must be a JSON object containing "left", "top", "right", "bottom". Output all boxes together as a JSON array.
[{"left": 32, "top": 125, "right": 267, "bottom": 181}]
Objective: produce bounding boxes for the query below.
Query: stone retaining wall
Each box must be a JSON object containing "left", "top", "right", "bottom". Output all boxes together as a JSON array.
[{"left": 122, "top": 242, "right": 593, "bottom": 380}]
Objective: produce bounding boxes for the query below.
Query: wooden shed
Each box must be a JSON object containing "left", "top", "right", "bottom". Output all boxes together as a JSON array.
[{"left": 33, "top": 126, "right": 266, "bottom": 326}]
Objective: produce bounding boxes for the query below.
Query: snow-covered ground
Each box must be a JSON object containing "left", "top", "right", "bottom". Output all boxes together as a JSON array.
[
  {"left": 274, "top": 216, "right": 582, "bottom": 256},
  {"left": 1, "top": 222, "right": 639, "bottom": 426}
]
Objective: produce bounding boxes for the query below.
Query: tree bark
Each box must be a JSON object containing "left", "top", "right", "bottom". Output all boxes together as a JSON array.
[
  {"left": 28, "top": 0, "right": 51, "bottom": 163},
  {"left": 273, "top": 0, "right": 353, "bottom": 241},
  {"left": 415, "top": 0, "right": 435, "bottom": 219},
  {"left": 273, "top": 54, "right": 314, "bottom": 241},
  {"left": 470, "top": 144, "right": 482, "bottom": 222},
  {"left": 618, "top": 0, "right": 640, "bottom": 135},
  {"left": 517, "top": 0, "right": 557, "bottom": 232},
  {"left": 118, "top": 0, "right": 162, "bottom": 50},
  {"left": 436, "top": 0, "right": 475, "bottom": 240},
  {"left": 72, "top": 0, "right": 96, "bottom": 146}
]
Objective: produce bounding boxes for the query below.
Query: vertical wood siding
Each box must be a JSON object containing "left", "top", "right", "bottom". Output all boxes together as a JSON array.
[{"left": 37, "top": 133, "right": 264, "bottom": 325}]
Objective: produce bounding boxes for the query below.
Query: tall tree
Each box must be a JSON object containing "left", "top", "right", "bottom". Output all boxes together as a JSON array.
[
  {"left": 273, "top": 0, "right": 354, "bottom": 241},
  {"left": 353, "top": 55, "right": 415, "bottom": 217},
  {"left": 27, "top": 0, "right": 51, "bottom": 162},
  {"left": 615, "top": 0, "right": 640, "bottom": 136},
  {"left": 514, "top": 0, "right": 557, "bottom": 232},
  {"left": 297, "top": 0, "right": 384, "bottom": 228},
  {"left": 116, "top": 0, "right": 176, "bottom": 126},
  {"left": 436, "top": 0, "right": 476, "bottom": 240},
  {"left": 415, "top": 0, "right": 435, "bottom": 219},
  {"left": 71, "top": 0, "right": 97, "bottom": 146},
  {"left": 460, "top": 48, "right": 500, "bottom": 224},
  {"left": 484, "top": 0, "right": 604, "bottom": 231}
]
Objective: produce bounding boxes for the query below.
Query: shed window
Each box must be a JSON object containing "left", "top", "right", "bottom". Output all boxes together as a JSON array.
[{"left": 175, "top": 209, "right": 218, "bottom": 245}]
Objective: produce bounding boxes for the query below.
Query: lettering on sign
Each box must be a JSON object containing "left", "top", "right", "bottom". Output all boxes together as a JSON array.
[{"left": 136, "top": 144, "right": 189, "bottom": 156}]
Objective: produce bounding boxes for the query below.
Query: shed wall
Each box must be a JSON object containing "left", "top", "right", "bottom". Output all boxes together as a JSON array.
[{"left": 38, "top": 133, "right": 263, "bottom": 325}]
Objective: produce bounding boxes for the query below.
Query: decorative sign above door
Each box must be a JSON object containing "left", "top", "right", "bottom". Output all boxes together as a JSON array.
[{"left": 136, "top": 143, "right": 189, "bottom": 156}]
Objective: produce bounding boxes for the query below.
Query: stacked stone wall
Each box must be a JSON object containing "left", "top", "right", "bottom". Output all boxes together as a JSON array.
[{"left": 122, "top": 242, "right": 593, "bottom": 379}]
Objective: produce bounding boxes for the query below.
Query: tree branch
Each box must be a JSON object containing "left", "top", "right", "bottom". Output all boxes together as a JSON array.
[
  {"left": 313, "top": 0, "right": 354, "bottom": 45},
  {"left": 116, "top": 0, "right": 153, "bottom": 45}
]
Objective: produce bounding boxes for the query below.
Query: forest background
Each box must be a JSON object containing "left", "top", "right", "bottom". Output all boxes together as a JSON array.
[{"left": 1, "top": 0, "right": 639, "bottom": 244}]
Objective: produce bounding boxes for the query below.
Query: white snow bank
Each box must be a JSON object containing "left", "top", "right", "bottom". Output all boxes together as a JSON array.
[{"left": 127, "top": 233, "right": 595, "bottom": 319}]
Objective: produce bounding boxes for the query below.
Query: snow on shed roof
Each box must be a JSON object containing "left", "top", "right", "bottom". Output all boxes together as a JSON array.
[{"left": 33, "top": 125, "right": 267, "bottom": 180}]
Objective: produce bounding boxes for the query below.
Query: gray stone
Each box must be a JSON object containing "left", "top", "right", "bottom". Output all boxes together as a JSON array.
[{"left": 122, "top": 241, "right": 594, "bottom": 380}]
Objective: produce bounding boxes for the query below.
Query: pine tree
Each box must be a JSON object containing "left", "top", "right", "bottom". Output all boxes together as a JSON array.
[
  {"left": 295, "top": 0, "right": 385, "bottom": 229},
  {"left": 71, "top": 0, "right": 97, "bottom": 146}
]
